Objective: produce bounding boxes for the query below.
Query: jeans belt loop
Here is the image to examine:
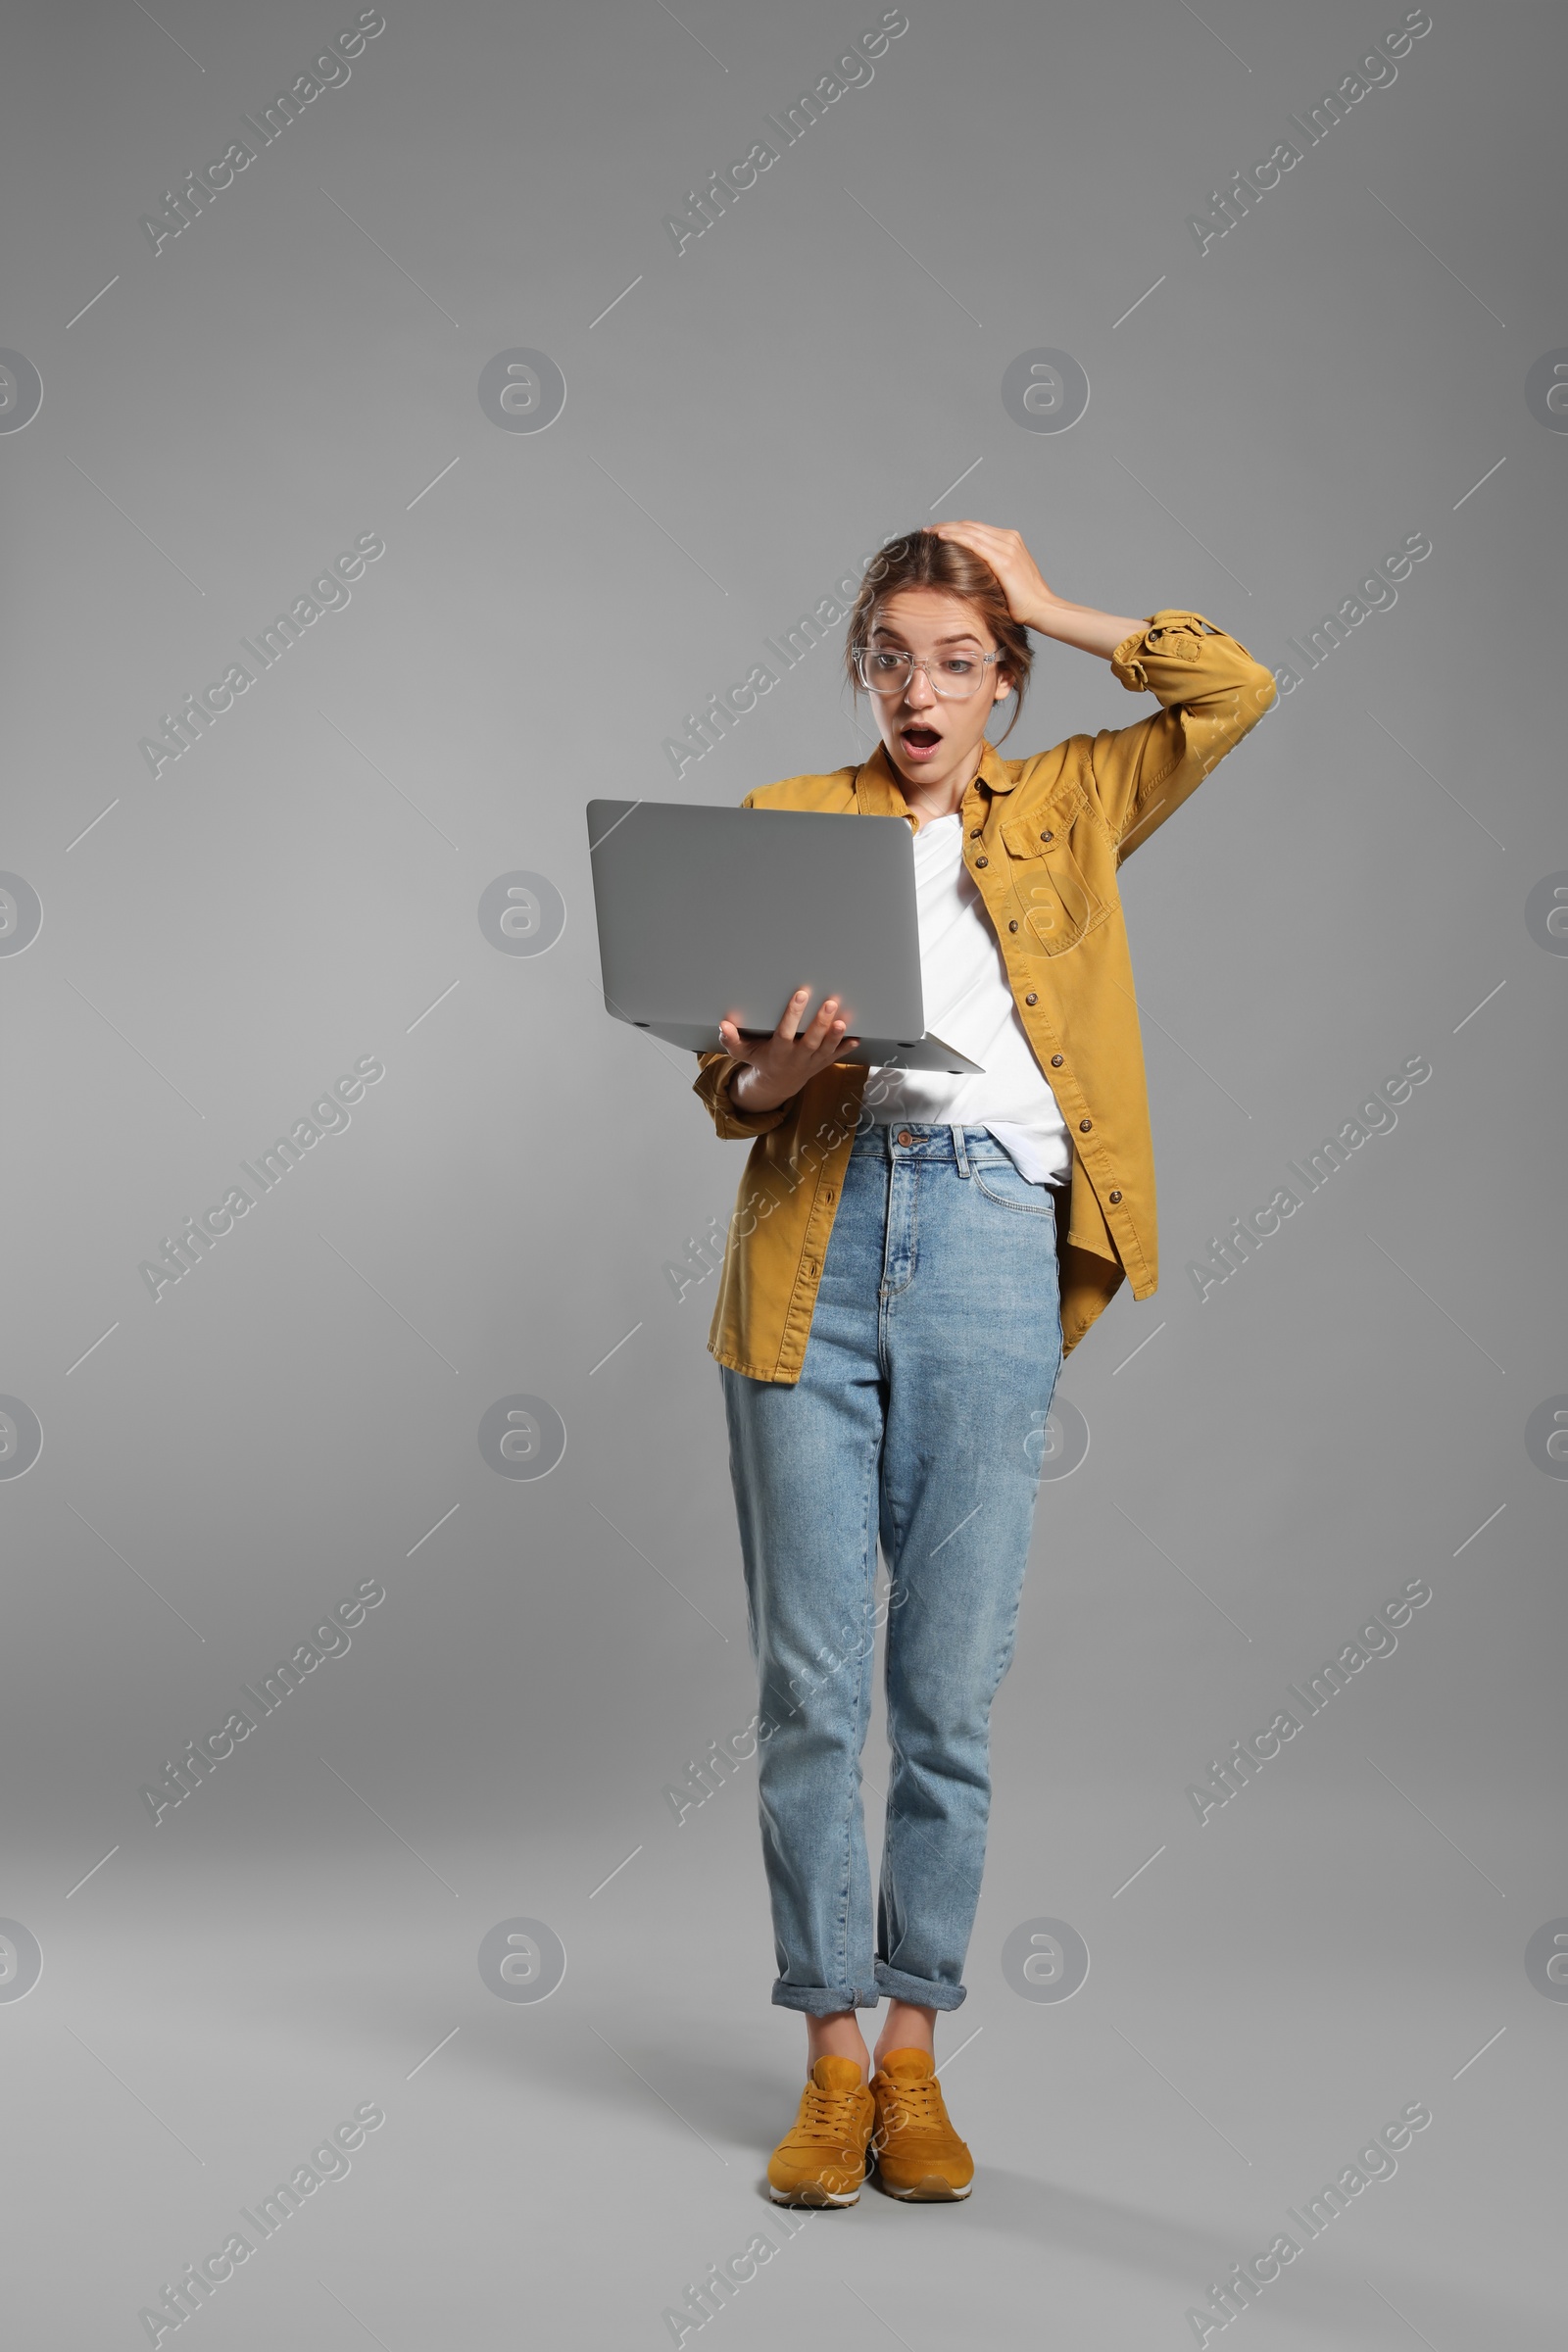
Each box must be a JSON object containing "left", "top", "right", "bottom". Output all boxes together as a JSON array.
[{"left": 951, "top": 1122, "right": 970, "bottom": 1178}]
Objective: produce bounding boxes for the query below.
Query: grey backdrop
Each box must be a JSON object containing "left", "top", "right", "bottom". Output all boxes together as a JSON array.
[{"left": 2, "top": 1, "right": 1563, "bottom": 2345}]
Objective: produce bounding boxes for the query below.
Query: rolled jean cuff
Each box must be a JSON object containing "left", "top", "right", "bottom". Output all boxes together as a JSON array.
[
  {"left": 873, "top": 1960, "right": 968, "bottom": 2012},
  {"left": 771, "top": 1980, "right": 880, "bottom": 2015}
]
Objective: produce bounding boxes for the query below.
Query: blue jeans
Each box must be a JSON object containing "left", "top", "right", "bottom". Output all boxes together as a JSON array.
[{"left": 721, "top": 1123, "right": 1064, "bottom": 2015}]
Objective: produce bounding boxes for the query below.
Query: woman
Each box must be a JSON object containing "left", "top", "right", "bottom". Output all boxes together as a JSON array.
[{"left": 690, "top": 522, "right": 1276, "bottom": 2204}]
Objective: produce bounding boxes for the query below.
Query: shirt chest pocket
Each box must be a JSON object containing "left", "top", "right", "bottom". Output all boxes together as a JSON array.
[{"left": 1000, "top": 790, "right": 1107, "bottom": 956}]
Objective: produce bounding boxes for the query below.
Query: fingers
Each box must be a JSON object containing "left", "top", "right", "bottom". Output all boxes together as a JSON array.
[
  {"left": 774, "top": 986, "right": 810, "bottom": 1044},
  {"left": 726, "top": 992, "right": 857, "bottom": 1080},
  {"left": 807, "top": 1031, "right": 857, "bottom": 1079},
  {"left": 782, "top": 990, "right": 844, "bottom": 1051},
  {"left": 800, "top": 995, "right": 843, "bottom": 1050},
  {"left": 936, "top": 519, "right": 1023, "bottom": 564},
  {"left": 803, "top": 1007, "right": 849, "bottom": 1066}
]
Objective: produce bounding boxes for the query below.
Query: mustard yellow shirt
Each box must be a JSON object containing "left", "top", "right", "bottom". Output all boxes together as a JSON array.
[{"left": 692, "top": 610, "right": 1277, "bottom": 1381}]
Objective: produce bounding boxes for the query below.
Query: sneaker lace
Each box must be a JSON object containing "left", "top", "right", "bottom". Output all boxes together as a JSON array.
[
  {"left": 798, "top": 2083, "right": 863, "bottom": 2144},
  {"left": 878, "top": 2076, "right": 944, "bottom": 2138}
]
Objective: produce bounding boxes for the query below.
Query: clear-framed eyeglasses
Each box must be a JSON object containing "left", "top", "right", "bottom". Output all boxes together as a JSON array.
[{"left": 852, "top": 645, "right": 1005, "bottom": 700}]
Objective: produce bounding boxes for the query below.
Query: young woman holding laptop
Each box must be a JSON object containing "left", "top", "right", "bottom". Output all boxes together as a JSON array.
[{"left": 690, "top": 521, "right": 1275, "bottom": 2203}]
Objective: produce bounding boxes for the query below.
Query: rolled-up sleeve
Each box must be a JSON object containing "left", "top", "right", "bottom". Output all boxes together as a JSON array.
[
  {"left": 693, "top": 1052, "right": 795, "bottom": 1140},
  {"left": 1091, "top": 610, "right": 1277, "bottom": 859}
]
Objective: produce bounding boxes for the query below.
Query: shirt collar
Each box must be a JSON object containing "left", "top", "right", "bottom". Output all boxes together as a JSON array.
[{"left": 853, "top": 734, "right": 1017, "bottom": 817}]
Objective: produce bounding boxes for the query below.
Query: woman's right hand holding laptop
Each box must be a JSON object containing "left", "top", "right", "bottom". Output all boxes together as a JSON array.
[{"left": 719, "top": 990, "right": 861, "bottom": 1114}]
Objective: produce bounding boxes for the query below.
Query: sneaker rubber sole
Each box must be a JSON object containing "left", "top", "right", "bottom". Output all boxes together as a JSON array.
[
  {"left": 872, "top": 2170, "right": 972, "bottom": 2201},
  {"left": 766, "top": 2179, "right": 862, "bottom": 2207},
  {"left": 767, "top": 2147, "right": 875, "bottom": 2207}
]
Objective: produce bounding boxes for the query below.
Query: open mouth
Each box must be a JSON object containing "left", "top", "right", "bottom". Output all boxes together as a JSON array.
[{"left": 899, "top": 725, "right": 943, "bottom": 762}]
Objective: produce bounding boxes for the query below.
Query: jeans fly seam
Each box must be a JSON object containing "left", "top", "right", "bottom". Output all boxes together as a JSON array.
[{"left": 880, "top": 1157, "right": 920, "bottom": 1301}]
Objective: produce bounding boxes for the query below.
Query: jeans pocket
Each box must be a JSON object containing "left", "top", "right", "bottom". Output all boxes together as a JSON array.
[{"left": 971, "top": 1159, "right": 1059, "bottom": 1217}]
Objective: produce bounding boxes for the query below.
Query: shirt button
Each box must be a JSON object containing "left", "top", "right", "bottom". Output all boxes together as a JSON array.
[
  {"left": 1108, "top": 1190, "right": 1122, "bottom": 1203},
  {"left": 1008, "top": 919, "right": 1018, "bottom": 932},
  {"left": 1050, "top": 1054, "right": 1064, "bottom": 1067},
  {"left": 897, "top": 1129, "right": 914, "bottom": 1146},
  {"left": 1079, "top": 1118, "right": 1092, "bottom": 1133},
  {"left": 974, "top": 855, "right": 989, "bottom": 867},
  {"left": 969, "top": 827, "right": 983, "bottom": 839},
  {"left": 1025, "top": 993, "right": 1038, "bottom": 1005},
  {"left": 1040, "top": 828, "right": 1054, "bottom": 842}
]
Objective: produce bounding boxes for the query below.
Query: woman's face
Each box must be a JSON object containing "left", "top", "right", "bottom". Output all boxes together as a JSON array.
[{"left": 860, "top": 587, "right": 1012, "bottom": 800}]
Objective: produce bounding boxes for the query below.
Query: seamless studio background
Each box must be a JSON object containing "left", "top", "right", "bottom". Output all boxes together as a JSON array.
[{"left": 1, "top": 1, "right": 1563, "bottom": 2345}]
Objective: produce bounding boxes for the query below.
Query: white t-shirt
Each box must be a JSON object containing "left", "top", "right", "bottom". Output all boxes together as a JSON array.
[{"left": 867, "top": 811, "right": 1071, "bottom": 1186}]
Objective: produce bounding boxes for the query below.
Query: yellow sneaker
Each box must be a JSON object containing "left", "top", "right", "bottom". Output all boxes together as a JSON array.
[
  {"left": 766, "top": 2056, "right": 876, "bottom": 2206},
  {"left": 869, "top": 2048, "right": 974, "bottom": 2200}
]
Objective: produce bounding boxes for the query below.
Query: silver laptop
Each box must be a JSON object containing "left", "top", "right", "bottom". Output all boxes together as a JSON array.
[{"left": 585, "top": 798, "right": 983, "bottom": 1073}]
